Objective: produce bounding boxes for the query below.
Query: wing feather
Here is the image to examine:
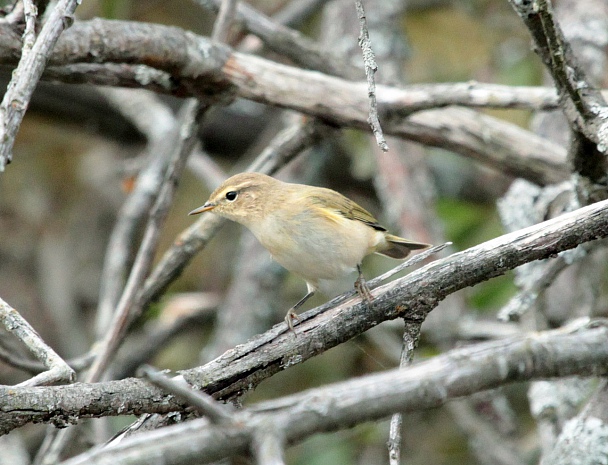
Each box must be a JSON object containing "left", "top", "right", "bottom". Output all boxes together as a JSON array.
[{"left": 304, "top": 188, "right": 387, "bottom": 231}]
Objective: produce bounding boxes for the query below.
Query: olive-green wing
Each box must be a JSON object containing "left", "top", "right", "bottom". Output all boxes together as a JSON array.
[
  {"left": 306, "top": 188, "right": 387, "bottom": 231},
  {"left": 302, "top": 186, "right": 432, "bottom": 259}
]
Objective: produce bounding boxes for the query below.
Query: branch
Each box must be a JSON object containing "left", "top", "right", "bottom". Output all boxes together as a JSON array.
[
  {"left": 0, "top": 346, "right": 93, "bottom": 375},
  {"left": 0, "top": 20, "right": 569, "bottom": 185},
  {"left": 59, "top": 324, "right": 608, "bottom": 465},
  {"left": 180, "top": 197, "right": 608, "bottom": 398},
  {"left": 272, "top": 0, "right": 326, "bottom": 28},
  {"left": 139, "top": 366, "right": 234, "bottom": 423},
  {"left": 2, "top": 197, "right": 608, "bottom": 434},
  {"left": 0, "top": 0, "right": 82, "bottom": 170},
  {"left": 0, "top": 297, "right": 74, "bottom": 387},
  {"left": 210, "top": 0, "right": 237, "bottom": 43},
  {"left": 39, "top": 62, "right": 592, "bottom": 114},
  {"left": 193, "top": 0, "right": 360, "bottom": 79},
  {"left": 0, "top": 377, "right": 184, "bottom": 434},
  {"left": 497, "top": 254, "right": 570, "bottom": 322},
  {"left": 388, "top": 320, "right": 419, "bottom": 465},
  {"left": 85, "top": 100, "right": 207, "bottom": 383},
  {"left": 95, "top": 90, "right": 177, "bottom": 336},
  {"left": 509, "top": 0, "right": 608, "bottom": 188},
  {"left": 355, "top": 0, "right": 388, "bottom": 151}
]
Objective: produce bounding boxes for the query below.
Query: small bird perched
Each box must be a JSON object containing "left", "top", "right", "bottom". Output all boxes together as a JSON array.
[{"left": 189, "top": 172, "right": 431, "bottom": 330}]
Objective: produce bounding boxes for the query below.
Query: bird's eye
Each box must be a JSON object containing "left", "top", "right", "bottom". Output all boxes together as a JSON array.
[{"left": 225, "top": 191, "right": 238, "bottom": 201}]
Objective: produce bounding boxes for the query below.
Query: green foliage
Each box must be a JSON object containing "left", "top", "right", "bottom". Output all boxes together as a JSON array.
[
  {"left": 436, "top": 198, "right": 498, "bottom": 250},
  {"left": 470, "top": 272, "right": 518, "bottom": 309},
  {"left": 291, "top": 434, "right": 354, "bottom": 465},
  {"left": 436, "top": 198, "right": 517, "bottom": 310},
  {"left": 100, "top": 0, "right": 131, "bottom": 19}
]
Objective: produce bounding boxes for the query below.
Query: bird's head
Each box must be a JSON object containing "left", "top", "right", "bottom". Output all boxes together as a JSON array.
[{"left": 188, "top": 172, "right": 278, "bottom": 226}]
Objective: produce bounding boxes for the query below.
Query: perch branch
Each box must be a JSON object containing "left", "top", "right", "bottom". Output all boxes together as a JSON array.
[
  {"left": 2, "top": 193, "right": 608, "bottom": 432},
  {"left": 58, "top": 323, "right": 608, "bottom": 465}
]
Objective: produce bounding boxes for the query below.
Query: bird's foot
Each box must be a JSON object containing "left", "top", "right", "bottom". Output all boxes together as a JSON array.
[
  {"left": 285, "top": 309, "right": 300, "bottom": 333},
  {"left": 284, "top": 289, "right": 315, "bottom": 333},
  {"left": 354, "top": 275, "right": 373, "bottom": 304}
]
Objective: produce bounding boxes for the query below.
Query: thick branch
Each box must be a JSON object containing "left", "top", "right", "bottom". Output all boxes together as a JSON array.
[
  {"left": 61, "top": 325, "right": 608, "bottom": 465},
  {"left": 0, "top": 378, "right": 184, "bottom": 433},
  {"left": 509, "top": 0, "right": 608, "bottom": 187},
  {"left": 0, "top": 20, "right": 568, "bottom": 185},
  {"left": 37, "top": 62, "right": 593, "bottom": 114},
  {"left": 2, "top": 198, "right": 608, "bottom": 434},
  {"left": 180, "top": 197, "right": 608, "bottom": 397}
]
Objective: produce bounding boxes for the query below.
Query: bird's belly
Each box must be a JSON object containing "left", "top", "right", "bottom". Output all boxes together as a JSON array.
[
  {"left": 253, "top": 214, "right": 378, "bottom": 284},
  {"left": 270, "top": 239, "right": 358, "bottom": 281}
]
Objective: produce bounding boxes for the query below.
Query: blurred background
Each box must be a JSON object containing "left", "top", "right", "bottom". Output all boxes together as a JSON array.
[{"left": 0, "top": 0, "right": 547, "bottom": 463}]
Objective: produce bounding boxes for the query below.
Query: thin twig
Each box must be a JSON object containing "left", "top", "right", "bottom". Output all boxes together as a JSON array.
[
  {"left": 86, "top": 100, "right": 207, "bottom": 384},
  {"left": 137, "top": 118, "right": 329, "bottom": 313},
  {"left": 95, "top": 90, "right": 177, "bottom": 337},
  {"left": 0, "top": 297, "right": 74, "bottom": 386},
  {"left": 139, "top": 365, "right": 234, "bottom": 423},
  {"left": 22, "top": 0, "right": 37, "bottom": 50},
  {"left": 371, "top": 242, "right": 450, "bottom": 286},
  {"left": 355, "top": 0, "right": 388, "bottom": 152},
  {"left": 388, "top": 320, "right": 420, "bottom": 465},
  {"left": 0, "top": 346, "right": 93, "bottom": 375},
  {"left": 0, "top": 0, "right": 82, "bottom": 171},
  {"left": 211, "top": 0, "right": 238, "bottom": 43},
  {"left": 498, "top": 256, "right": 570, "bottom": 322},
  {"left": 252, "top": 423, "right": 287, "bottom": 465}
]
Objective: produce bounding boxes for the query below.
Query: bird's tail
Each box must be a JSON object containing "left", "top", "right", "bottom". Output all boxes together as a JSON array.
[{"left": 379, "top": 234, "right": 432, "bottom": 259}]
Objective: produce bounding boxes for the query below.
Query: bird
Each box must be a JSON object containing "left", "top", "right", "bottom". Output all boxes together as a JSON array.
[{"left": 189, "top": 172, "right": 431, "bottom": 331}]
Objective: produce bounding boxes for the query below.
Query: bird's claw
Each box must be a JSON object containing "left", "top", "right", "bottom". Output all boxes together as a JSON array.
[
  {"left": 285, "top": 310, "right": 300, "bottom": 333},
  {"left": 354, "top": 276, "right": 373, "bottom": 304}
]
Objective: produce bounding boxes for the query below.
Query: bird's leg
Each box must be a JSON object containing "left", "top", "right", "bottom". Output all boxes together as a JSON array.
[
  {"left": 355, "top": 264, "right": 373, "bottom": 303},
  {"left": 285, "top": 288, "right": 315, "bottom": 331}
]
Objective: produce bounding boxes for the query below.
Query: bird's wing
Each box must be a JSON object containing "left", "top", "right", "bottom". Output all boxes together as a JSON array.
[{"left": 306, "top": 188, "right": 387, "bottom": 232}]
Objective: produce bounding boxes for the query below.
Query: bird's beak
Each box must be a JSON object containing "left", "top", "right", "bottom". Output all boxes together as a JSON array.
[{"left": 188, "top": 202, "right": 216, "bottom": 216}]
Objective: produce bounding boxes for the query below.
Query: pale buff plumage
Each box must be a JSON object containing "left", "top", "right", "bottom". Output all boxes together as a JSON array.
[{"left": 189, "top": 172, "right": 431, "bottom": 330}]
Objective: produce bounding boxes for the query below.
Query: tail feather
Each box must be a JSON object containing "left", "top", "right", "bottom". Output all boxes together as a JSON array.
[{"left": 379, "top": 234, "right": 432, "bottom": 259}]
